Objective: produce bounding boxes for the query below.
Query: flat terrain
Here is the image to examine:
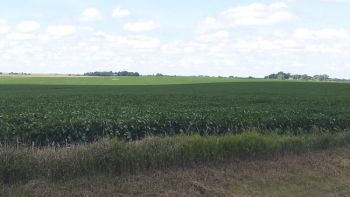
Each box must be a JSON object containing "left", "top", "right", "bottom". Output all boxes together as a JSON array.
[
  {"left": 0, "top": 75, "right": 262, "bottom": 85},
  {"left": 1, "top": 76, "right": 350, "bottom": 196},
  {"left": 0, "top": 76, "right": 349, "bottom": 145},
  {"left": 2, "top": 148, "right": 350, "bottom": 197}
]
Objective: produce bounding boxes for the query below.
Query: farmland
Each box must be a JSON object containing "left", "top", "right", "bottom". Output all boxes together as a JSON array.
[
  {"left": 0, "top": 75, "right": 257, "bottom": 85},
  {"left": 0, "top": 76, "right": 349, "bottom": 146},
  {"left": 1, "top": 76, "right": 350, "bottom": 192}
]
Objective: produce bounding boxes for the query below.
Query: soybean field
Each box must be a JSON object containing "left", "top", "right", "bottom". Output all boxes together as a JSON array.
[{"left": 0, "top": 76, "right": 350, "bottom": 146}]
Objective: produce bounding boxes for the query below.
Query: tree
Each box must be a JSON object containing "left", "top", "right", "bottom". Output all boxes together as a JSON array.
[
  {"left": 116, "top": 71, "right": 140, "bottom": 76},
  {"left": 84, "top": 71, "right": 140, "bottom": 77},
  {"left": 265, "top": 72, "right": 318, "bottom": 80},
  {"left": 313, "top": 74, "right": 329, "bottom": 81},
  {"left": 265, "top": 72, "right": 290, "bottom": 80}
]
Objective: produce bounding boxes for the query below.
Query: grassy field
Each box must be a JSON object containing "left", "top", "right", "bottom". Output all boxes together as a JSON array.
[
  {"left": 1, "top": 132, "right": 350, "bottom": 184},
  {"left": 0, "top": 75, "right": 266, "bottom": 85},
  {"left": 1, "top": 76, "right": 350, "bottom": 194},
  {"left": 2, "top": 148, "right": 350, "bottom": 196}
]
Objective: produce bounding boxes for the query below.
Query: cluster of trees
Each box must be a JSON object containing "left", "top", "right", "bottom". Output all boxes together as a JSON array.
[
  {"left": 155, "top": 73, "right": 164, "bottom": 76},
  {"left": 84, "top": 71, "right": 140, "bottom": 77},
  {"left": 10, "top": 72, "right": 31, "bottom": 75},
  {"left": 313, "top": 74, "right": 331, "bottom": 81},
  {"left": 0, "top": 70, "right": 341, "bottom": 81},
  {"left": 0, "top": 72, "right": 31, "bottom": 75},
  {"left": 265, "top": 72, "right": 330, "bottom": 81}
]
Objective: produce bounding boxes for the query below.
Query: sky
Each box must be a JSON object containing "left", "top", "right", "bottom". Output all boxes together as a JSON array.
[{"left": 0, "top": 0, "right": 350, "bottom": 78}]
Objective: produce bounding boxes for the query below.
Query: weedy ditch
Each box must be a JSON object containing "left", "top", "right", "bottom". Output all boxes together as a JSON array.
[{"left": 1, "top": 131, "right": 350, "bottom": 184}]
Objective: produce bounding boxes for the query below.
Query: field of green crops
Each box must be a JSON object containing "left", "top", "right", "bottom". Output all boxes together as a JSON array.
[
  {"left": 0, "top": 76, "right": 350, "bottom": 146},
  {"left": 0, "top": 75, "right": 259, "bottom": 85}
]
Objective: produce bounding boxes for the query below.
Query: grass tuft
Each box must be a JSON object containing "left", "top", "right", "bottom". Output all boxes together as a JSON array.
[{"left": 1, "top": 131, "right": 350, "bottom": 184}]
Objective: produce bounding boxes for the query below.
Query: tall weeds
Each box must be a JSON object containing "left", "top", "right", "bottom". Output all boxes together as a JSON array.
[{"left": 1, "top": 131, "right": 350, "bottom": 184}]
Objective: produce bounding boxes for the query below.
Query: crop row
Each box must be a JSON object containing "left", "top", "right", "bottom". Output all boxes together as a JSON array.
[{"left": 1, "top": 92, "right": 350, "bottom": 146}]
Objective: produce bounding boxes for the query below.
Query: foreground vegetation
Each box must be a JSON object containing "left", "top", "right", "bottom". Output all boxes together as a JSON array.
[
  {"left": 1, "top": 76, "right": 350, "bottom": 195},
  {"left": 1, "top": 131, "right": 350, "bottom": 184},
  {"left": 2, "top": 147, "right": 349, "bottom": 197}
]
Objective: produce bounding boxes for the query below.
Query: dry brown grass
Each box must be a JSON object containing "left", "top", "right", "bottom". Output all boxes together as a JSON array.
[{"left": 1, "top": 148, "right": 350, "bottom": 197}]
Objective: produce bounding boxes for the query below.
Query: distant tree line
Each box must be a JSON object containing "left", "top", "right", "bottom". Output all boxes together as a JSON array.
[
  {"left": 84, "top": 71, "right": 140, "bottom": 77},
  {"left": 0, "top": 72, "right": 31, "bottom": 76},
  {"left": 265, "top": 72, "right": 330, "bottom": 81}
]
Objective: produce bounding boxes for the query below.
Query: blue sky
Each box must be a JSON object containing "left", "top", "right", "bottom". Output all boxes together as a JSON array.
[{"left": 1, "top": 0, "right": 350, "bottom": 78}]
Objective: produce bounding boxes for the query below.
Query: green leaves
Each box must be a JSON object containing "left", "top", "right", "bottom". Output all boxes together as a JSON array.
[{"left": 1, "top": 82, "right": 350, "bottom": 146}]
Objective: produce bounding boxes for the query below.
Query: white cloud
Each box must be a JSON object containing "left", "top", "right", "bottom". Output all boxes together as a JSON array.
[
  {"left": 112, "top": 7, "right": 130, "bottom": 18},
  {"left": 0, "top": 29, "right": 163, "bottom": 74},
  {"left": 6, "top": 32, "right": 35, "bottom": 40},
  {"left": 293, "top": 28, "right": 348, "bottom": 39},
  {"left": 124, "top": 20, "right": 160, "bottom": 32},
  {"left": 346, "top": 63, "right": 350, "bottom": 68},
  {"left": 161, "top": 27, "right": 350, "bottom": 77},
  {"left": 196, "top": 31, "right": 230, "bottom": 43},
  {"left": 229, "top": 28, "right": 350, "bottom": 54},
  {"left": 1, "top": 23, "right": 350, "bottom": 78},
  {"left": 46, "top": 25, "right": 77, "bottom": 37},
  {"left": 1, "top": 1, "right": 350, "bottom": 78},
  {"left": 198, "top": 2, "right": 294, "bottom": 32},
  {"left": 322, "top": 0, "right": 350, "bottom": 2},
  {"left": 17, "top": 21, "right": 40, "bottom": 33},
  {"left": 94, "top": 32, "right": 160, "bottom": 49},
  {"left": 0, "top": 19, "right": 11, "bottom": 34},
  {"left": 79, "top": 8, "right": 103, "bottom": 22}
]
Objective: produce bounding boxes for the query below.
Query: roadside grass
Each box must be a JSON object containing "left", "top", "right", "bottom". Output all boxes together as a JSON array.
[
  {"left": 1, "top": 148, "right": 350, "bottom": 197},
  {"left": 1, "top": 131, "right": 350, "bottom": 184}
]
